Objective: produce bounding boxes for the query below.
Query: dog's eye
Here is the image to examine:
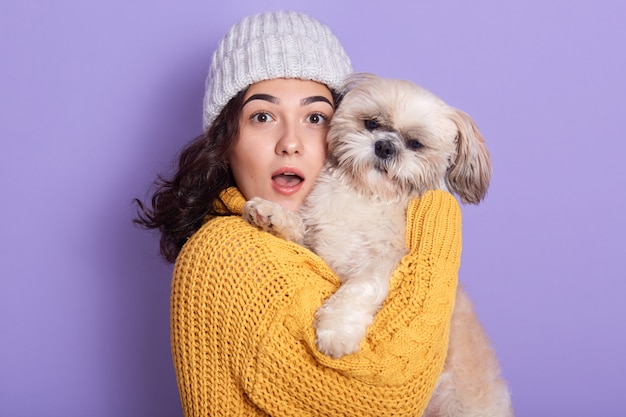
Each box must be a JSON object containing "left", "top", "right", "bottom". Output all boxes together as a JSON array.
[
  {"left": 364, "top": 119, "right": 379, "bottom": 131},
  {"left": 407, "top": 139, "right": 423, "bottom": 150}
]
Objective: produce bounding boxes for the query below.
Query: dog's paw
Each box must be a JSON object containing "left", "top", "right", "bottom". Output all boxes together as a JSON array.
[
  {"left": 242, "top": 197, "right": 277, "bottom": 231},
  {"left": 314, "top": 303, "right": 373, "bottom": 359},
  {"left": 242, "top": 197, "right": 304, "bottom": 243}
]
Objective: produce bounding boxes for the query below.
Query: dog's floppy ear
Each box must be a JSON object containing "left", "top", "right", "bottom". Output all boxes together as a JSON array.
[{"left": 446, "top": 109, "right": 492, "bottom": 204}]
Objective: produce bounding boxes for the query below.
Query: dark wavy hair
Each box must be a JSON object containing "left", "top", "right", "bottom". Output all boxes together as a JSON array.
[{"left": 134, "top": 89, "right": 248, "bottom": 263}]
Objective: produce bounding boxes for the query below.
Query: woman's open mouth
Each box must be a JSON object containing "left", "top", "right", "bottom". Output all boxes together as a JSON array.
[
  {"left": 272, "top": 169, "right": 305, "bottom": 195},
  {"left": 272, "top": 172, "right": 303, "bottom": 186}
]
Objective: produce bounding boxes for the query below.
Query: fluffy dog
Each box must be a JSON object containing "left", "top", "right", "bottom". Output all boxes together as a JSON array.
[{"left": 243, "top": 73, "right": 513, "bottom": 416}]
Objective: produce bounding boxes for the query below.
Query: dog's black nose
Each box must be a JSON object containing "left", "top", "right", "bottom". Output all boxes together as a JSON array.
[{"left": 374, "top": 140, "right": 396, "bottom": 159}]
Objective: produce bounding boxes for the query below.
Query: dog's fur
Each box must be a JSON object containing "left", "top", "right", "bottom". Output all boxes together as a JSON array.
[{"left": 243, "top": 73, "right": 513, "bottom": 416}]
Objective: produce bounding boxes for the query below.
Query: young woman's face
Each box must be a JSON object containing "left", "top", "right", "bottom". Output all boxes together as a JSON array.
[{"left": 229, "top": 78, "right": 334, "bottom": 212}]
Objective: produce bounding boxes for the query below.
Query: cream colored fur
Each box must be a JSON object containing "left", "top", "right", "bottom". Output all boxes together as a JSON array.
[{"left": 243, "top": 73, "right": 513, "bottom": 416}]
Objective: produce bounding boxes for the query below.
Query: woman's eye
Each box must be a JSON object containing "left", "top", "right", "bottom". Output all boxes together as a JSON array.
[
  {"left": 307, "top": 113, "right": 327, "bottom": 125},
  {"left": 251, "top": 112, "right": 273, "bottom": 123}
]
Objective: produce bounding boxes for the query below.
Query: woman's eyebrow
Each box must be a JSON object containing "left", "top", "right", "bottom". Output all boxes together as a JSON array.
[
  {"left": 301, "top": 96, "right": 333, "bottom": 107},
  {"left": 243, "top": 94, "right": 279, "bottom": 106}
]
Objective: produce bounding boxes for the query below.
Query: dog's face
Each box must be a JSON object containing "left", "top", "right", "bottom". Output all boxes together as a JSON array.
[{"left": 327, "top": 73, "right": 491, "bottom": 204}]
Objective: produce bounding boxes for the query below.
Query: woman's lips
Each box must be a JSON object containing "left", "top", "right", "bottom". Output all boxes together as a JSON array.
[{"left": 272, "top": 168, "right": 304, "bottom": 195}]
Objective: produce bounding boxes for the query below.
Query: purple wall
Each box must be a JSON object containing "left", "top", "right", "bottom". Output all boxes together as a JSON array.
[{"left": 1, "top": 1, "right": 624, "bottom": 416}]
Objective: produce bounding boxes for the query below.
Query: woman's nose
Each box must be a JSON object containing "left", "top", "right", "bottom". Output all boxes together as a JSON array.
[{"left": 276, "top": 122, "right": 302, "bottom": 155}]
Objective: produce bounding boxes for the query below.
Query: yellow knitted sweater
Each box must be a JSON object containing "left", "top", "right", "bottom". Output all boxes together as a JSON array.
[{"left": 171, "top": 187, "right": 462, "bottom": 416}]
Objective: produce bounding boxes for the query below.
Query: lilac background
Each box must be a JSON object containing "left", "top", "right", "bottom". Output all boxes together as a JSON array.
[{"left": 1, "top": 0, "right": 624, "bottom": 416}]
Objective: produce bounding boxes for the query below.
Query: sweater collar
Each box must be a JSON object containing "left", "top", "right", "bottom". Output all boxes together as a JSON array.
[{"left": 217, "top": 187, "right": 246, "bottom": 215}]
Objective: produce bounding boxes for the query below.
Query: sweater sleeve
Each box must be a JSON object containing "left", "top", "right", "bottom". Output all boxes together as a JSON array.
[{"left": 170, "top": 190, "right": 461, "bottom": 417}]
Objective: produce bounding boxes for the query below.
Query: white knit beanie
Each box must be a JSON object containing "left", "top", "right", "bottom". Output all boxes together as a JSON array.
[{"left": 202, "top": 11, "right": 353, "bottom": 130}]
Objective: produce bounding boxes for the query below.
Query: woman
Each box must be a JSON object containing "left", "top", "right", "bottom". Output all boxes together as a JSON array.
[{"left": 136, "top": 11, "right": 462, "bottom": 416}]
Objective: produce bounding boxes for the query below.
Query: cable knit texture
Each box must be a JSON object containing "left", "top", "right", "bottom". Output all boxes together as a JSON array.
[{"left": 170, "top": 187, "right": 462, "bottom": 416}]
